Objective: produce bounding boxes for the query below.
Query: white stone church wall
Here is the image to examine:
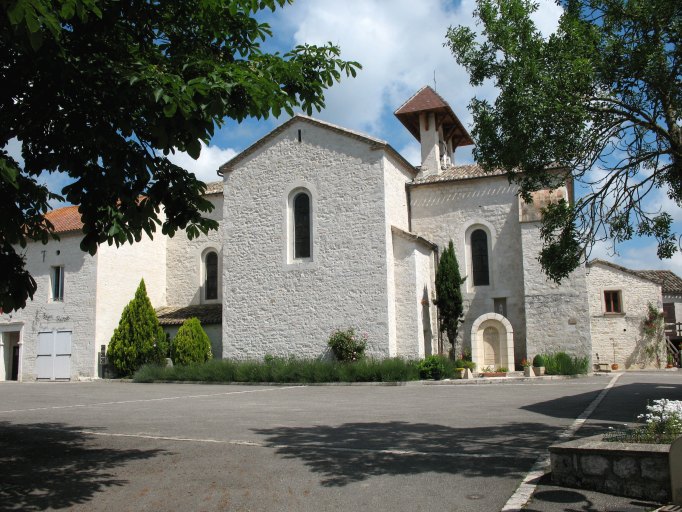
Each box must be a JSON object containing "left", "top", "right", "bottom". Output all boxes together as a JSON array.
[
  {"left": 521, "top": 223, "right": 591, "bottom": 362},
  {"left": 0, "top": 234, "right": 98, "bottom": 380},
  {"left": 166, "top": 193, "right": 224, "bottom": 306},
  {"left": 95, "top": 229, "right": 167, "bottom": 362},
  {"left": 392, "top": 233, "right": 437, "bottom": 359},
  {"left": 222, "top": 121, "right": 392, "bottom": 359},
  {"left": 409, "top": 176, "right": 527, "bottom": 359},
  {"left": 383, "top": 154, "right": 414, "bottom": 355},
  {"left": 586, "top": 263, "right": 662, "bottom": 369}
]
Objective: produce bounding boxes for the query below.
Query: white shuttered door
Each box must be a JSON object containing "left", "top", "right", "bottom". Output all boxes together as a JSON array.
[{"left": 36, "top": 331, "right": 72, "bottom": 380}]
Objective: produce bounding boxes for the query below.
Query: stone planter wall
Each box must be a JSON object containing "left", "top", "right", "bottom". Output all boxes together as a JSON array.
[{"left": 549, "top": 435, "right": 670, "bottom": 502}]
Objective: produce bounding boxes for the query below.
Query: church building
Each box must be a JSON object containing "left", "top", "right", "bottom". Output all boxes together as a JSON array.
[{"left": 0, "top": 87, "right": 669, "bottom": 380}]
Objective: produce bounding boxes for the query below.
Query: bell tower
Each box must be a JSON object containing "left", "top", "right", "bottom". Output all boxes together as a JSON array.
[{"left": 394, "top": 86, "right": 473, "bottom": 179}]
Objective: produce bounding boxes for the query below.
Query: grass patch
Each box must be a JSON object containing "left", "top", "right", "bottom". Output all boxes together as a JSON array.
[
  {"left": 539, "top": 352, "right": 589, "bottom": 375},
  {"left": 133, "top": 356, "right": 422, "bottom": 384}
]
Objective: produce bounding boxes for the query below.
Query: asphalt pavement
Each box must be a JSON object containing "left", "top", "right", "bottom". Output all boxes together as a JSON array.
[{"left": 0, "top": 371, "right": 679, "bottom": 512}]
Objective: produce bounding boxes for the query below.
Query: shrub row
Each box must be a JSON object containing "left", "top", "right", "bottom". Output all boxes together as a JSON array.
[
  {"left": 535, "top": 352, "right": 589, "bottom": 375},
  {"left": 133, "top": 355, "right": 482, "bottom": 383}
]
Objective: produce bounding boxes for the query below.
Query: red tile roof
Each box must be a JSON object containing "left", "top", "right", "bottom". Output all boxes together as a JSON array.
[
  {"left": 43, "top": 181, "right": 224, "bottom": 234},
  {"left": 635, "top": 270, "right": 682, "bottom": 295},
  {"left": 44, "top": 205, "right": 83, "bottom": 233}
]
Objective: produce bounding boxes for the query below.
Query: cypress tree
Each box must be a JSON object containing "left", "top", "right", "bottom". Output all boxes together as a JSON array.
[
  {"left": 435, "top": 240, "right": 466, "bottom": 359},
  {"left": 171, "top": 317, "right": 213, "bottom": 366},
  {"left": 107, "top": 279, "right": 167, "bottom": 376}
]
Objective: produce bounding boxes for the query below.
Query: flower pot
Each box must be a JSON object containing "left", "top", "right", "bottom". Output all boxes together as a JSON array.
[
  {"left": 611, "top": 363, "right": 619, "bottom": 371},
  {"left": 481, "top": 372, "right": 507, "bottom": 378},
  {"left": 523, "top": 366, "right": 534, "bottom": 377},
  {"left": 455, "top": 368, "right": 466, "bottom": 379},
  {"left": 533, "top": 366, "right": 545, "bottom": 376}
]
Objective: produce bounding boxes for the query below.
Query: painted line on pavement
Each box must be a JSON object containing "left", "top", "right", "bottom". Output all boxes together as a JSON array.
[
  {"left": 8, "top": 425, "right": 537, "bottom": 460},
  {"left": 0, "top": 385, "right": 305, "bottom": 414},
  {"left": 500, "top": 373, "right": 623, "bottom": 512}
]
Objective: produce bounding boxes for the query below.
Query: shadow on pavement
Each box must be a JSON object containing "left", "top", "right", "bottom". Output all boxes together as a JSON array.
[
  {"left": 522, "top": 381, "right": 682, "bottom": 437},
  {"left": 254, "top": 420, "right": 559, "bottom": 487},
  {"left": 0, "top": 421, "right": 164, "bottom": 512}
]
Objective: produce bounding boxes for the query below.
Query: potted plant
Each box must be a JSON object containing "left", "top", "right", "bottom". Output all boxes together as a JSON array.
[
  {"left": 667, "top": 354, "right": 675, "bottom": 368},
  {"left": 480, "top": 365, "right": 507, "bottom": 377},
  {"left": 611, "top": 362, "right": 619, "bottom": 371},
  {"left": 533, "top": 354, "right": 546, "bottom": 376},
  {"left": 521, "top": 358, "right": 534, "bottom": 377},
  {"left": 455, "top": 367, "right": 466, "bottom": 379}
]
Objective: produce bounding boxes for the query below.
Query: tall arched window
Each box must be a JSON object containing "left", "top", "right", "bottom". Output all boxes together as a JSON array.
[
  {"left": 471, "top": 229, "right": 489, "bottom": 286},
  {"left": 293, "top": 191, "right": 311, "bottom": 259},
  {"left": 204, "top": 251, "right": 218, "bottom": 300}
]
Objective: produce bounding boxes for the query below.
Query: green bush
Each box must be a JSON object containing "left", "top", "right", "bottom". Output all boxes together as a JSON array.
[
  {"left": 533, "top": 352, "right": 589, "bottom": 375},
  {"left": 327, "top": 328, "right": 367, "bottom": 362},
  {"left": 171, "top": 318, "right": 212, "bottom": 366},
  {"left": 417, "top": 355, "right": 446, "bottom": 380},
  {"left": 107, "top": 279, "right": 167, "bottom": 376},
  {"left": 134, "top": 356, "right": 421, "bottom": 383},
  {"left": 532, "top": 354, "right": 546, "bottom": 367},
  {"left": 453, "top": 359, "right": 476, "bottom": 371}
]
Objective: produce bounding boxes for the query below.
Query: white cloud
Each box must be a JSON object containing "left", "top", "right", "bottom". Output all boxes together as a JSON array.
[
  {"left": 278, "top": 0, "right": 562, "bottom": 136},
  {"left": 166, "top": 142, "right": 237, "bottom": 183}
]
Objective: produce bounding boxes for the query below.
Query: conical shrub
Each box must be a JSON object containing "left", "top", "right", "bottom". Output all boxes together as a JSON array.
[
  {"left": 171, "top": 317, "right": 212, "bottom": 366},
  {"left": 107, "top": 279, "right": 167, "bottom": 376}
]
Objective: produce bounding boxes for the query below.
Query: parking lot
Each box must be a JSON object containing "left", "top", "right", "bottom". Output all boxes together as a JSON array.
[{"left": 1, "top": 373, "right": 680, "bottom": 511}]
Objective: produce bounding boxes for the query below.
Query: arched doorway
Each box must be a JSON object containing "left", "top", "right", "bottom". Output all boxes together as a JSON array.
[{"left": 470, "top": 313, "right": 514, "bottom": 370}]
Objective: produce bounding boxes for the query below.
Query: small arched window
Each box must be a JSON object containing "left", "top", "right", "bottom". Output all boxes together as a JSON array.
[
  {"left": 204, "top": 251, "right": 218, "bottom": 300},
  {"left": 293, "top": 192, "right": 311, "bottom": 259},
  {"left": 471, "top": 229, "right": 489, "bottom": 286}
]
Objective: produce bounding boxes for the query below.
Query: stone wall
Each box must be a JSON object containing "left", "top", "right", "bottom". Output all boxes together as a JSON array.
[
  {"left": 410, "top": 176, "right": 527, "bottom": 358},
  {"left": 222, "top": 119, "right": 395, "bottom": 359},
  {"left": 166, "top": 192, "right": 224, "bottom": 306},
  {"left": 0, "top": 233, "right": 98, "bottom": 380},
  {"left": 521, "top": 223, "right": 591, "bottom": 362},
  {"left": 95, "top": 230, "right": 167, "bottom": 360},
  {"left": 383, "top": 154, "right": 414, "bottom": 355},
  {"left": 550, "top": 435, "right": 671, "bottom": 502},
  {"left": 391, "top": 230, "right": 437, "bottom": 358},
  {"left": 586, "top": 262, "right": 663, "bottom": 369}
]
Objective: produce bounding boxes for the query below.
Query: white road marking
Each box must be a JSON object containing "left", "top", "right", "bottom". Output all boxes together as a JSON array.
[
  {"left": 5, "top": 425, "right": 536, "bottom": 460},
  {"left": 0, "top": 385, "right": 305, "bottom": 414},
  {"left": 500, "top": 373, "right": 623, "bottom": 512}
]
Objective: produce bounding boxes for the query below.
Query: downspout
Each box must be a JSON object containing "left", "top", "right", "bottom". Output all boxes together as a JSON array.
[{"left": 433, "top": 244, "right": 442, "bottom": 355}]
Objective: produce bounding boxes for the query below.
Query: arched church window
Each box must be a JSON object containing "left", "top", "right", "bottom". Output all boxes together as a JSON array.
[
  {"left": 293, "top": 191, "right": 311, "bottom": 259},
  {"left": 471, "top": 229, "right": 489, "bottom": 286},
  {"left": 204, "top": 251, "right": 218, "bottom": 300}
]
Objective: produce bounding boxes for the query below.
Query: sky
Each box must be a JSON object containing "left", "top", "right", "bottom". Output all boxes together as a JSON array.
[{"left": 6, "top": 0, "right": 681, "bottom": 275}]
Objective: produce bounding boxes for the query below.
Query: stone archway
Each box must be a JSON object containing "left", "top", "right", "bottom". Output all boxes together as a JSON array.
[{"left": 470, "top": 313, "right": 514, "bottom": 370}]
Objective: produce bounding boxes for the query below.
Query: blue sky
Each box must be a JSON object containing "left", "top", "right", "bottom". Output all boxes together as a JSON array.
[{"left": 7, "top": 0, "right": 681, "bottom": 274}]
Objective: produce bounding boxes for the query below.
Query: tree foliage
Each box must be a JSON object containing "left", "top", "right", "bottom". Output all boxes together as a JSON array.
[
  {"left": 171, "top": 317, "right": 213, "bottom": 366},
  {"left": 435, "top": 240, "right": 466, "bottom": 358},
  {"left": 0, "top": 0, "right": 360, "bottom": 310},
  {"left": 107, "top": 279, "right": 168, "bottom": 376},
  {"left": 446, "top": 0, "right": 681, "bottom": 281}
]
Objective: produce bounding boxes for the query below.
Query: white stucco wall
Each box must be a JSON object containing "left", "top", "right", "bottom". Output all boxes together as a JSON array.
[
  {"left": 222, "top": 119, "right": 393, "bottom": 359},
  {"left": 166, "top": 193, "right": 224, "bottom": 306},
  {"left": 587, "top": 263, "right": 663, "bottom": 369},
  {"left": 383, "top": 154, "right": 414, "bottom": 356},
  {"left": 0, "top": 234, "right": 98, "bottom": 380},
  {"left": 392, "top": 231, "right": 437, "bottom": 359},
  {"left": 409, "top": 176, "right": 527, "bottom": 358},
  {"left": 95, "top": 230, "right": 167, "bottom": 364},
  {"left": 520, "top": 223, "right": 591, "bottom": 362}
]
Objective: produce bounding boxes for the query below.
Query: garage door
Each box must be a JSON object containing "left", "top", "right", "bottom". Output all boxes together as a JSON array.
[{"left": 36, "top": 331, "right": 72, "bottom": 380}]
